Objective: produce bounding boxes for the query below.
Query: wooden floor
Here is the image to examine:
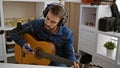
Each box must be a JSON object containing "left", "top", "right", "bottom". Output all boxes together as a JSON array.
[
  {"left": 0, "top": 56, "right": 17, "bottom": 63},
  {"left": 7, "top": 56, "right": 17, "bottom": 63}
]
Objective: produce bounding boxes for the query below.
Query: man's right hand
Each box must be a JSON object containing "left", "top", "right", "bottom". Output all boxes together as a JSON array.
[{"left": 23, "top": 43, "right": 34, "bottom": 53}]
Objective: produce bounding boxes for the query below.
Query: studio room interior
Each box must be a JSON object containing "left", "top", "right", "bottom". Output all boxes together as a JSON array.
[{"left": 0, "top": 0, "right": 120, "bottom": 68}]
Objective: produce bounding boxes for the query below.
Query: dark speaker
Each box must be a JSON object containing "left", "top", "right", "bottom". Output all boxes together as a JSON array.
[
  {"left": 98, "top": 17, "right": 116, "bottom": 31},
  {"left": 80, "top": 54, "right": 92, "bottom": 64}
]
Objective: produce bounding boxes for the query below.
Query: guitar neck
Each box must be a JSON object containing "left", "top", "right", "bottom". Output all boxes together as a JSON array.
[
  {"left": 40, "top": 52, "right": 102, "bottom": 68},
  {"left": 41, "top": 52, "right": 74, "bottom": 66}
]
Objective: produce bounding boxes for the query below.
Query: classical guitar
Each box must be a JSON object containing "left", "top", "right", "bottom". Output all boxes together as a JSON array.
[{"left": 14, "top": 34, "right": 102, "bottom": 68}]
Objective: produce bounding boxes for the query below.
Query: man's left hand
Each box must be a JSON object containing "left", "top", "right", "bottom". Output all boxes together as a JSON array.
[{"left": 70, "top": 60, "right": 79, "bottom": 68}]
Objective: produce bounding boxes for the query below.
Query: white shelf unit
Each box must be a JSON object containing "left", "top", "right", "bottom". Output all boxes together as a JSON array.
[
  {"left": 78, "top": 4, "right": 111, "bottom": 55},
  {"left": 78, "top": 4, "right": 120, "bottom": 68},
  {"left": 77, "top": 4, "right": 120, "bottom": 68},
  {"left": 0, "top": 0, "right": 7, "bottom": 62}
]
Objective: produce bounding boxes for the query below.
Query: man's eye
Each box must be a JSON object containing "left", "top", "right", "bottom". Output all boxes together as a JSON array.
[
  {"left": 46, "top": 16, "right": 49, "bottom": 20},
  {"left": 51, "top": 21, "right": 57, "bottom": 24}
]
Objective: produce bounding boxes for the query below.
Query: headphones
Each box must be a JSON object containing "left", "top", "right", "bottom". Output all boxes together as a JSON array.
[{"left": 43, "top": 3, "right": 68, "bottom": 26}]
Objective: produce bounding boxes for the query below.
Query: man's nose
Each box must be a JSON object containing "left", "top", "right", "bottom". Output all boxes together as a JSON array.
[{"left": 46, "top": 21, "right": 51, "bottom": 25}]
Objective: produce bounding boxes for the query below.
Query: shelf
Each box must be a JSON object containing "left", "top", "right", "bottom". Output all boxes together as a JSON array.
[
  {"left": 97, "top": 53, "right": 116, "bottom": 64},
  {"left": 80, "top": 25, "right": 96, "bottom": 32},
  {"left": 80, "top": 4, "right": 99, "bottom": 8},
  {"left": 98, "top": 31, "right": 120, "bottom": 37},
  {"left": 93, "top": 54, "right": 117, "bottom": 68},
  {"left": 0, "top": 27, "right": 15, "bottom": 31},
  {"left": 80, "top": 5, "right": 97, "bottom": 32},
  {"left": 97, "top": 33, "right": 118, "bottom": 60},
  {"left": 6, "top": 41, "right": 15, "bottom": 45},
  {"left": 7, "top": 52, "right": 14, "bottom": 57}
]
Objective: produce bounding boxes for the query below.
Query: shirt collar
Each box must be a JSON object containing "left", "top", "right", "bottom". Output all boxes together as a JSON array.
[{"left": 56, "top": 25, "right": 65, "bottom": 35}]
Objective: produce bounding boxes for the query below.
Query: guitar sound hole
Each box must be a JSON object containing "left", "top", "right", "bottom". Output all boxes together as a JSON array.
[{"left": 34, "top": 47, "right": 43, "bottom": 59}]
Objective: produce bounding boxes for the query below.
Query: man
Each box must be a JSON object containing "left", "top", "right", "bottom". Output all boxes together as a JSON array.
[{"left": 10, "top": 3, "right": 79, "bottom": 68}]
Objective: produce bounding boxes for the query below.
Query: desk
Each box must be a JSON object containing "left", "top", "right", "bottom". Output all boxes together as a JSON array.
[{"left": 0, "top": 63, "right": 69, "bottom": 68}]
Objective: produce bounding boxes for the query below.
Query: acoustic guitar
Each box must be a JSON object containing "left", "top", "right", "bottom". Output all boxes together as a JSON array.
[{"left": 14, "top": 34, "right": 102, "bottom": 68}]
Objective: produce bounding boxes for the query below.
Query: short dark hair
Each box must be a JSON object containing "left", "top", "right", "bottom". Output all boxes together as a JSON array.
[{"left": 49, "top": 4, "right": 66, "bottom": 19}]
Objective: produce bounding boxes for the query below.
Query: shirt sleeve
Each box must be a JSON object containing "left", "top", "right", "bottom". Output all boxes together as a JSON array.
[
  {"left": 63, "top": 32, "right": 76, "bottom": 61},
  {"left": 10, "top": 19, "right": 38, "bottom": 46}
]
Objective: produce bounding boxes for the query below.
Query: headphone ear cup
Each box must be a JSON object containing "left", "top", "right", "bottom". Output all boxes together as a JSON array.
[
  {"left": 58, "top": 18, "right": 67, "bottom": 26},
  {"left": 43, "top": 4, "right": 52, "bottom": 17}
]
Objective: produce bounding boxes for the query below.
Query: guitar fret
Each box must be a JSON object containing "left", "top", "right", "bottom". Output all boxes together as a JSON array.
[
  {"left": 41, "top": 52, "right": 73, "bottom": 66},
  {"left": 41, "top": 52, "right": 103, "bottom": 68}
]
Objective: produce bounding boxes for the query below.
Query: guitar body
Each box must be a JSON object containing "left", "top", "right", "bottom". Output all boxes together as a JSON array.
[{"left": 14, "top": 34, "right": 55, "bottom": 65}]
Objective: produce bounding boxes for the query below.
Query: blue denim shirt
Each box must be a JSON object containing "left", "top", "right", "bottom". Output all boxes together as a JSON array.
[{"left": 10, "top": 18, "right": 76, "bottom": 66}]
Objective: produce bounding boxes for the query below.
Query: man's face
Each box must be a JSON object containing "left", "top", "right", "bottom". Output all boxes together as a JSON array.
[{"left": 44, "top": 11, "right": 60, "bottom": 31}]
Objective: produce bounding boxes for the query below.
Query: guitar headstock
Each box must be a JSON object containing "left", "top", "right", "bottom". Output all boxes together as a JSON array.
[{"left": 81, "top": 63, "right": 103, "bottom": 68}]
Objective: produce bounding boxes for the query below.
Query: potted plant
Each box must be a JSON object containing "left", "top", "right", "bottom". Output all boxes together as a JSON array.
[{"left": 104, "top": 41, "right": 116, "bottom": 57}]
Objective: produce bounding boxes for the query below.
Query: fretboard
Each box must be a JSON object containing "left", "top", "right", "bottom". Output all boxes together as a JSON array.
[{"left": 41, "top": 52, "right": 74, "bottom": 66}]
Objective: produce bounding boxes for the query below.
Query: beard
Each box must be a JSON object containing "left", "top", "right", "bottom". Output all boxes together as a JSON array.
[{"left": 44, "top": 23, "right": 56, "bottom": 32}]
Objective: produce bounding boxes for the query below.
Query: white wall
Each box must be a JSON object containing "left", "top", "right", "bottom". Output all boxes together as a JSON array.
[
  {"left": 116, "top": 0, "right": 120, "bottom": 12},
  {"left": 3, "top": 2, "right": 36, "bottom": 18}
]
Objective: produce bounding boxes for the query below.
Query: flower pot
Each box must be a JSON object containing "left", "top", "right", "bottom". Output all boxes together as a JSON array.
[{"left": 106, "top": 49, "right": 113, "bottom": 57}]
